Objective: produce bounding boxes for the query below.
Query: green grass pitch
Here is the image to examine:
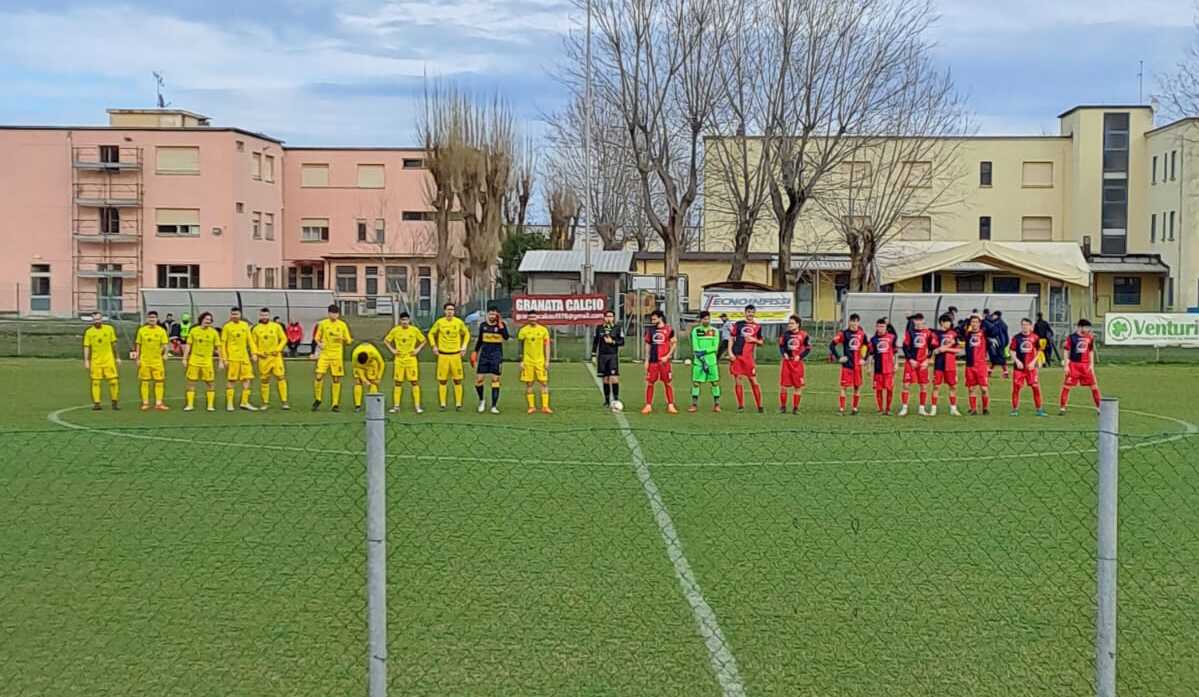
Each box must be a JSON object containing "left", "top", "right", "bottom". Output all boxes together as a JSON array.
[{"left": 0, "top": 356, "right": 1196, "bottom": 696}]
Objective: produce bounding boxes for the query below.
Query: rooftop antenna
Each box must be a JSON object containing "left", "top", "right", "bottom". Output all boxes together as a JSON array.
[
  {"left": 1138, "top": 60, "right": 1144, "bottom": 103},
  {"left": 153, "top": 72, "right": 170, "bottom": 108}
]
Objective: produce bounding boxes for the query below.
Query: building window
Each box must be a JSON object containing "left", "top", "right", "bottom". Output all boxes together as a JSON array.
[
  {"left": 97, "top": 265, "right": 124, "bottom": 313},
  {"left": 236, "top": 202, "right": 244, "bottom": 214},
  {"left": 897, "top": 216, "right": 931, "bottom": 241},
  {"left": 251, "top": 211, "right": 262, "bottom": 240},
  {"left": 1169, "top": 277, "right": 1175, "bottom": 308},
  {"left": 100, "top": 207, "right": 121, "bottom": 235},
  {"left": 155, "top": 208, "right": 200, "bottom": 236},
  {"left": 403, "top": 158, "right": 425, "bottom": 169},
  {"left": 1113, "top": 276, "right": 1141, "bottom": 306},
  {"left": 264, "top": 212, "right": 274, "bottom": 241},
  {"left": 374, "top": 218, "right": 385, "bottom": 243},
  {"left": 263, "top": 267, "right": 275, "bottom": 289},
  {"left": 955, "top": 274, "right": 985, "bottom": 293},
  {"left": 386, "top": 265, "right": 408, "bottom": 293},
  {"left": 992, "top": 276, "right": 1021, "bottom": 294},
  {"left": 1020, "top": 216, "right": 1052, "bottom": 241},
  {"left": 156, "top": 264, "right": 201, "bottom": 289},
  {"left": 357, "top": 219, "right": 368, "bottom": 243},
  {"left": 301, "top": 218, "right": 330, "bottom": 242},
  {"left": 978, "top": 216, "right": 991, "bottom": 240},
  {"left": 1102, "top": 113, "right": 1129, "bottom": 174},
  {"left": 979, "top": 161, "right": 992, "bottom": 187},
  {"left": 264, "top": 154, "right": 275, "bottom": 183},
  {"left": 357, "top": 164, "right": 385, "bottom": 188},
  {"left": 1171, "top": 150, "right": 1178, "bottom": 180},
  {"left": 155, "top": 146, "right": 200, "bottom": 174},
  {"left": 1152, "top": 155, "right": 1158, "bottom": 184},
  {"left": 1151, "top": 213, "right": 1157, "bottom": 243},
  {"left": 402, "top": 211, "right": 433, "bottom": 222},
  {"left": 1170, "top": 211, "right": 1176, "bottom": 241},
  {"left": 418, "top": 266, "right": 433, "bottom": 313},
  {"left": 920, "top": 273, "right": 942, "bottom": 293},
  {"left": 99, "top": 145, "right": 120, "bottom": 164},
  {"left": 335, "top": 265, "right": 358, "bottom": 293},
  {"left": 290, "top": 264, "right": 325, "bottom": 290},
  {"left": 29, "top": 264, "right": 51, "bottom": 312},
  {"left": 251, "top": 152, "right": 262, "bottom": 180},
  {"left": 1021, "top": 161, "right": 1054, "bottom": 188},
  {"left": 365, "top": 266, "right": 379, "bottom": 297},
  {"left": 301, "top": 163, "right": 330, "bottom": 187},
  {"left": 1102, "top": 180, "right": 1128, "bottom": 230},
  {"left": 903, "top": 161, "right": 931, "bottom": 188}
]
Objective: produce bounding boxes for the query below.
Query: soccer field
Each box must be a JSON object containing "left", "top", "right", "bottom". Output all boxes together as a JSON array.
[{"left": 1, "top": 357, "right": 1197, "bottom": 696}]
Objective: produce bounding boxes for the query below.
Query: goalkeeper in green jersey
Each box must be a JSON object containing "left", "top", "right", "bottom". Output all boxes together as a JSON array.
[{"left": 689, "top": 311, "right": 722, "bottom": 412}]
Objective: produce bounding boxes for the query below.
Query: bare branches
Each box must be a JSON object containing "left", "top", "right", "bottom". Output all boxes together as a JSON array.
[
  {"left": 1158, "top": 7, "right": 1199, "bottom": 119},
  {"left": 418, "top": 81, "right": 467, "bottom": 308}
]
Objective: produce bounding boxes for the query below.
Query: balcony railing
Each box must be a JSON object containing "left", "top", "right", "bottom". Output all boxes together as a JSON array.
[
  {"left": 72, "top": 146, "right": 142, "bottom": 171},
  {"left": 73, "top": 183, "right": 142, "bottom": 207}
]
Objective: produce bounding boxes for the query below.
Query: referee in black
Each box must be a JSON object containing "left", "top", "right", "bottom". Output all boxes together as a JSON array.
[{"left": 592, "top": 309, "right": 625, "bottom": 408}]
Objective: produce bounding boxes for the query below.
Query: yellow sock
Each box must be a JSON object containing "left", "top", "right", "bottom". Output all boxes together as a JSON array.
[
  {"left": 412, "top": 385, "right": 422, "bottom": 408},
  {"left": 453, "top": 382, "right": 463, "bottom": 407},
  {"left": 438, "top": 383, "right": 447, "bottom": 407},
  {"left": 331, "top": 382, "right": 342, "bottom": 407},
  {"left": 314, "top": 378, "right": 324, "bottom": 402},
  {"left": 526, "top": 392, "right": 535, "bottom": 410},
  {"left": 109, "top": 380, "right": 119, "bottom": 402},
  {"left": 91, "top": 380, "right": 101, "bottom": 404},
  {"left": 186, "top": 389, "right": 195, "bottom": 409},
  {"left": 225, "top": 387, "right": 235, "bottom": 408},
  {"left": 393, "top": 385, "right": 403, "bottom": 407},
  {"left": 154, "top": 382, "right": 165, "bottom": 405},
  {"left": 278, "top": 379, "right": 288, "bottom": 404},
  {"left": 140, "top": 381, "right": 150, "bottom": 405},
  {"left": 261, "top": 383, "right": 271, "bottom": 405},
  {"left": 240, "top": 388, "right": 251, "bottom": 407},
  {"left": 206, "top": 390, "right": 216, "bottom": 409},
  {"left": 368, "top": 384, "right": 379, "bottom": 394},
  {"left": 354, "top": 384, "right": 364, "bottom": 408},
  {"left": 541, "top": 391, "right": 550, "bottom": 409}
]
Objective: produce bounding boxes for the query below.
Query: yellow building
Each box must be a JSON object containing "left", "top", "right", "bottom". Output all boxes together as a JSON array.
[{"left": 700, "top": 104, "right": 1191, "bottom": 322}]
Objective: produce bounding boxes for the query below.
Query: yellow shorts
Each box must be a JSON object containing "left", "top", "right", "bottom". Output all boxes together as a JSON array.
[
  {"left": 259, "top": 355, "right": 285, "bottom": 379},
  {"left": 394, "top": 358, "right": 419, "bottom": 383},
  {"left": 520, "top": 362, "right": 548, "bottom": 384},
  {"left": 90, "top": 363, "right": 118, "bottom": 380},
  {"left": 316, "top": 355, "right": 345, "bottom": 378},
  {"left": 186, "top": 364, "right": 215, "bottom": 382},
  {"left": 353, "top": 367, "right": 383, "bottom": 384},
  {"left": 436, "top": 354, "right": 464, "bottom": 381},
  {"left": 137, "top": 363, "right": 165, "bottom": 381},
  {"left": 226, "top": 360, "right": 254, "bottom": 381}
]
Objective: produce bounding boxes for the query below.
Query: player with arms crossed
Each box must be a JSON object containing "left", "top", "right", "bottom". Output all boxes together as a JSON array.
[
  {"left": 252, "top": 307, "right": 290, "bottom": 410},
  {"left": 221, "top": 307, "right": 259, "bottom": 411},
  {"left": 899, "top": 313, "right": 937, "bottom": 417},
  {"left": 383, "top": 312, "right": 425, "bottom": 414},
  {"left": 642, "top": 310, "right": 678, "bottom": 414},
  {"left": 1009, "top": 318, "right": 1047, "bottom": 417},
  {"left": 517, "top": 310, "right": 552, "bottom": 414},
  {"left": 1059, "top": 318, "right": 1101, "bottom": 414},
  {"left": 930, "top": 313, "right": 962, "bottom": 416},
  {"left": 428, "top": 303, "right": 471, "bottom": 411},
  {"left": 688, "top": 311, "right": 722, "bottom": 412},
  {"left": 963, "top": 315, "right": 991, "bottom": 415},
  {"left": 83, "top": 312, "right": 121, "bottom": 410},
  {"left": 351, "top": 341, "right": 386, "bottom": 412},
  {"left": 134, "top": 310, "right": 170, "bottom": 411},
  {"left": 592, "top": 309, "right": 624, "bottom": 409},
  {"left": 778, "top": 314, "right": 811, "bottom": 414},
  {"left": 473, "top": 306, "right": 509, "bottom": 413},
  {"left": 829, "top": 313, "right": 867, "bottom": 415},
  {"left": 867, "top": 318, "right": 898, "bottom": 415},
  {"left": 183, "top": 312, "right": 222, "bottom": 412},
  {"left": 729, "top": 305, "right": 765, "bottom": 412},
  {"left": 312, "top": 304, "right": 353, "bottom": 412}
]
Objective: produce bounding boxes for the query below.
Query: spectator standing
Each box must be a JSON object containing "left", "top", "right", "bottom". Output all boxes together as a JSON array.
[
  {"left": 1034, "top": 313, "right": 1058, "bottom": 365},
  {"left": 718, "top": 313, "right": 735, "bottom": 360},
  {"left": 286, "top": 321, "right": 304, "bottom": 357}
]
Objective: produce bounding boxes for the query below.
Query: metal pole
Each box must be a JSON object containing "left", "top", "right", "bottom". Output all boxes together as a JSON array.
[
  {"left": 365, "top": 393, "right": 388, "bottom": 697},
  {"left": 1096, "top": 397, "right": 1119, "bottom": 697},
  {"left": 581, "top": 0, "right": 596, "bottom": 360}
]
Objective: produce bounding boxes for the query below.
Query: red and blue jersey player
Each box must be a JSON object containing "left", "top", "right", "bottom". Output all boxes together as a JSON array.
[
  {"left": 900, "top": 312, "right": 938, "bottom": 416},
  {"left": 777, "top": 314, "right": 811, "bottom": 414},
  {"left": 963, "top": 314, "right": 992, "bottom": 415},
  {"left": 931, "top": 313, "right": 963, "bottom": 416},
  {"left": 1009, "top": 317, "right": 1047, "bottom": 416},
  {"left": 1059, "top": 318, "right": 1101, "bottom": 414},
  {"left": 867, "top": 318, "right": 898, "bottom": 415},
  {"left": 829, "top": 313, "right": 868, "bottom": 415}
]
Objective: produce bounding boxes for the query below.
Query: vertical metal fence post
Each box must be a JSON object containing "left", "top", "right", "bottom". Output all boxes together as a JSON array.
[
  {"left": 365, "top": 393, "right": 388, "bottom": 697},
  {"left": 1097, "top": 398, "right": 1119, "bottom": 697}
]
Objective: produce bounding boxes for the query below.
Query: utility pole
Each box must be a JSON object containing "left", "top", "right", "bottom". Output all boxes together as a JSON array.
[{"left": 582, "top": 0, "right": 596, "bottom": 359}]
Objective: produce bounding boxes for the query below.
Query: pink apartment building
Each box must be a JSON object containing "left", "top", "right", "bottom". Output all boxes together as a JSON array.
[{"left": 0, "top": 108, "right": 464, "bottom": 317}]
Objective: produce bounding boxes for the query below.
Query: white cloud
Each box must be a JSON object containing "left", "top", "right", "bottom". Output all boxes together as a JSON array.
[
  {"left": 337, "top": 0, "right": 576, "bottom": 43},
  {"left": 936, "top": 0, "right": 1194, "bottom": 36}
]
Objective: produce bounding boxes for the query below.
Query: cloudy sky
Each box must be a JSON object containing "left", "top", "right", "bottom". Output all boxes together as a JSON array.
[{"left": 0, "top": 0, "right": 1194, "bottom": 145}]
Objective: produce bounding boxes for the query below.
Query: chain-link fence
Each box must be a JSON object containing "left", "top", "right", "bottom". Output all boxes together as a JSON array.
[{"left": 0, "top": 400, "right": 1195, "bottom": 696}]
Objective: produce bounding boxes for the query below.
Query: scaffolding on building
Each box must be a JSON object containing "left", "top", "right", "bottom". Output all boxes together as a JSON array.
[{"left": 72, "top": 145, "right": 143, "bottom": 317}]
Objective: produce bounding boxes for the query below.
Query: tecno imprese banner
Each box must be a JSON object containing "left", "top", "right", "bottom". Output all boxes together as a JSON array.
[
  {"left": 701, "top": 291, "right": 794, "bottom": 324},
  {"left": 1104, "top": 312, "right": 1199, "bottom": 347},
  {"left": 513, "top": 294, "right": 608, "bottom": 325}
]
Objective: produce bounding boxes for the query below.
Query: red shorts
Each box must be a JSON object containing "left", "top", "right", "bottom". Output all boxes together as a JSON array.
[
  {"left": 1064, "top": 363, "right": 1096, "bottom": 387},
  {"left": 839, "top": 366, "right": 863, "bottom": 388},
  {"left": 646, "top": 361, "right": 672, "bottom": 383},
  {"left": 1013, "top": 368, "right": 1039, "bottom": 390},
  {"left": 965, "top": 366, "right": 989, "bottom": 388},
  {"left": 779, "top": 360, "right": 805, "bottom": 388},
  {"left": 730, "top": 355, "right": 757, "bottom": 378},
  {"left": 935, "top": 369, "right": 957, "bottom": 387},
  {"left": 903, "top": 361, "right": 930, "bottom": 385},
  {"left": 873, "top": 372, "right": 895, "bottom": 391}
]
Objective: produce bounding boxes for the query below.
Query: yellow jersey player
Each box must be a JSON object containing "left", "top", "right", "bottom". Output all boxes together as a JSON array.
[
  {"left": 312, "top": 303, "right": 353, "bottom": 412},
  {"left": 351, "top": 342, "right": 386, "bottom": 412},
  {"left": 517, "top": 310, "right": 552, "bottom": 414},
  {"left": 427, "top": 302, "right": 471, "bottom": 411},
  {"left": 221, "top": 307, "right": 259, "bottom": 412},
  {"left": 133, "top": 310, "right": 170, "bottom": 411},
  {"left": 82, "top": 311, "right": 120, "bottom": 411},
  {"left": 383, "top": 311, "right": 426, "bottom": 414},
  {"left": 183, "top": 312, "right": 223, "bottom": 412},
  {"left": 252, "top": 308, "right": 290, "bottom": 410}
]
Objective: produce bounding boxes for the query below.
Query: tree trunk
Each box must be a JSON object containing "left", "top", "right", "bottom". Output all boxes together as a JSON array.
[
  {"left": 664, "top": 213, "right": 683, "bottom": 327},
  {"left": 727, "top": 218, "right": 754, "bottom": 282},
  {"left": 775, "top": 205, "right": 801, "bottom": 291},
  {"left": 847, "top": 231, "right": 868, "bottom": 292}
]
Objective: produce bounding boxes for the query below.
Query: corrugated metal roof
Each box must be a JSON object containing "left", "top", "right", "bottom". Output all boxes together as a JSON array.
[{"left": 519, "top": 250, "right": 635, "bottom": 274}]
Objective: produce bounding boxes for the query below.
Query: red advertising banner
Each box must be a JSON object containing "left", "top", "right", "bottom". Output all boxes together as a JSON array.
[{"left": 513, "top": 294, "right": 608, "bottom": 325}]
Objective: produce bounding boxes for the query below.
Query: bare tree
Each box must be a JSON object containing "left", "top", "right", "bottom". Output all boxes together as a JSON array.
[
  {"left": 546, "top": 182, "right": 581, "bottom": 250},
  {"left": 589, "top": 0, "right": 734, "bottom": 322},
  {"left": 814, "top": 55, "right": 970, "bottom": 290},
  {"left": 458, "top": 98, "right": 516, "bottom": 304},
  {"left": 419, "top": 82, "right": 467, "bottom": 307},
  {"left": 1158, "top": 6, "right": 1199, "bottom": 118},
  {"left": 503, "top": 134, "right": 537, "bottom": 237}
]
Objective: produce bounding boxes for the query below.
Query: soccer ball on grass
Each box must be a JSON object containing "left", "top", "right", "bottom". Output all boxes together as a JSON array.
[{"left": 611, "top": 400, "right": 624, "bottom": 412}]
